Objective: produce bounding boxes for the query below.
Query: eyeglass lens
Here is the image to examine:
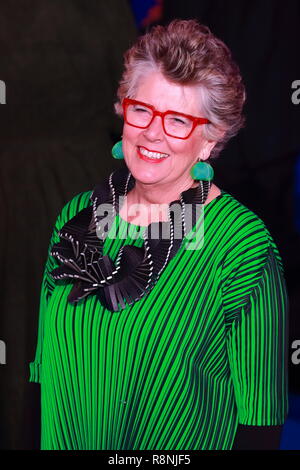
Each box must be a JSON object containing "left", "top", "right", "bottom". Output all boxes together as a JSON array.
[{"left": 126, "top": 102, "right": 194, "bottom": 138}]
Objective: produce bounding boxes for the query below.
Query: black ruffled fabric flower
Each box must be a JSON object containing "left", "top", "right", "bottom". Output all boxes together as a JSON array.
[{"left": 50, "top": 168, "right": 208, "bottom": 312}]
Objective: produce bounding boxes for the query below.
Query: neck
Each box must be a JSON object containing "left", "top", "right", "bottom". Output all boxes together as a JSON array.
[
  {"left": 127, "top": 177, "right": 199, "bottom": 207},
  {"left": 120, "top": 177, "right": 200, "bottom": 225}
]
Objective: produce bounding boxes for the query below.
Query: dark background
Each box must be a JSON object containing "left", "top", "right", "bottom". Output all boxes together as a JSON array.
[{"left": 0, "top": 0, "right": 299, "bottom": 450}]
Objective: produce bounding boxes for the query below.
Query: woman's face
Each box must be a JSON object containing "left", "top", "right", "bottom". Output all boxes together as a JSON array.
[{"left": 122, "top": 71, "right": 216, "bottom": 189}]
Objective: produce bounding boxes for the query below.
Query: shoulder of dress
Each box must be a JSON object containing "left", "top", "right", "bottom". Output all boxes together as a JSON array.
[
  {"left": 215, "top": 192, "right": 284, "bottom": 268},
  {"left": 56, "top": 190, "right": 93, "bottom": 231},
  {"left": 217, "top": 191, "right": 271, "bottom": 242}
]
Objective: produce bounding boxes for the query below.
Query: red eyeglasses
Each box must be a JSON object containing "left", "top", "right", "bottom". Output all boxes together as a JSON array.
[{"left": 122, "top": 98, "right": 210, "bottom": 139}]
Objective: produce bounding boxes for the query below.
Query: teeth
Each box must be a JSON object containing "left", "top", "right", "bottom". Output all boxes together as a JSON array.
[{"left": 139, "top": 147, "right": 169, "bottom": 159}]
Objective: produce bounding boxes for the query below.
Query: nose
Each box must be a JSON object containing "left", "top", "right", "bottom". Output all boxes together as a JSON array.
[{"left": 143, "top": 115, "right": 164, "bottom": 141}]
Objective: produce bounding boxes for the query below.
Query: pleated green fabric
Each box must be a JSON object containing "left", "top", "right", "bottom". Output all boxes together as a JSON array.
[{"left": 29, "top": 188, "right": 289, "bottom": 450}]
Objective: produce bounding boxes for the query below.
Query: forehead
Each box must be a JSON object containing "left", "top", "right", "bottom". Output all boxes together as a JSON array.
[{"left": 133, "top": 71, "right": 202, "bottom": 116}]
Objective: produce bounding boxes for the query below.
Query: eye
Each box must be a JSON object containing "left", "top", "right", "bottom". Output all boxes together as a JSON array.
[
  {"left": 167, "top": 115, "right": 189, "bottom": 126},
  {"left": 172, "top": 117, "right": 186, "bottom": 124},
  {"left": 133, "top": 105, "right": 150, "bottom": 113}
]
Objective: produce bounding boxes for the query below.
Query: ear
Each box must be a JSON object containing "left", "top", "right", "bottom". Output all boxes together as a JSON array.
[
  {"left": 114, "top": 101, "right": 123, "bottom": 116},
  {"left": 199, "top": 140, "right": 218, "bottom": 161}
]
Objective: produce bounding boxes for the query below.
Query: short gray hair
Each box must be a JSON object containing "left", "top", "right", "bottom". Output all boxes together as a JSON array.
[{"left": 115, "top": 19, "right": 246, "bottom": 160}]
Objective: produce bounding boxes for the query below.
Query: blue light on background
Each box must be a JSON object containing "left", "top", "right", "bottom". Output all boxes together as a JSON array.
[{"left": 129, "top": 0, "right": 160, "bottom": 29}]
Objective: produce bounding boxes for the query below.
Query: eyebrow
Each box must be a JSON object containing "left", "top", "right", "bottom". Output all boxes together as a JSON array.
[{"left": 133, "top": 99, "right": 196, "bottom": 117}]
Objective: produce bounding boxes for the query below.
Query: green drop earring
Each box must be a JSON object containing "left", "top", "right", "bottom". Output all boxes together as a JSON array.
[
  {"left": 190, "top": 160, "right": 214, "bottom": 181},
  {"left": 112, "top": 140, "right": 124, "bottom": 160}
]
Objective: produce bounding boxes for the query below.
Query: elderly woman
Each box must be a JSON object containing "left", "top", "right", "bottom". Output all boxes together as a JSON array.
[{"left": 29, "top": 20, "right": 288, "bottom": 450}]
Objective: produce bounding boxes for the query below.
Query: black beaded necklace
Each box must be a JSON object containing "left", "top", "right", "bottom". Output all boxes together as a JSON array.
[{"left": 50, "top": 167, "right": 211, "bottom": 312}]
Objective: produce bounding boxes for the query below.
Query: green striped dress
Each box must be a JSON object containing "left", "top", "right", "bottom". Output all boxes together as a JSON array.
[{"left": 29, "top": 188, "right": 289, "bottom": 450}]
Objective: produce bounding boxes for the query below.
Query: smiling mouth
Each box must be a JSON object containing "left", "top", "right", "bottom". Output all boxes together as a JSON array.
[{"left": 137, "top": 146, "right": 170, "bottom": 160}]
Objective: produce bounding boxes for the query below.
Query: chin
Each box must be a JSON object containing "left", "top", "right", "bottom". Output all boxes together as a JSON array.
[
  {"left": 126, "top": 161, "right": 166, "bottom": 185},
  {"left": 130, "top": 169, "right": 162, "bottom": 185}
]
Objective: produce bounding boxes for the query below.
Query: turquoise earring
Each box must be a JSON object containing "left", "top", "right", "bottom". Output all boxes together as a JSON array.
[
  {"left": 190, "top": 160, "right": 214, "bottom": 181},
  {"left": 112, "top": 140, "right": 124, "bottom": 160}
]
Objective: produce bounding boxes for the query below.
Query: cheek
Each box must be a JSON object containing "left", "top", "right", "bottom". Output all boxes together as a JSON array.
[
  {"left": 184, "top": 135, "right": 205, "bottom": 159},
  {"left": 122, "top": 128, "right": 135, "bottom": 159},
  {"left": 170, "top": 139, "right": 200, "bottom": 162},
  {"left": 122, "top": 125, "right": 140, "bottom": 149}
]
